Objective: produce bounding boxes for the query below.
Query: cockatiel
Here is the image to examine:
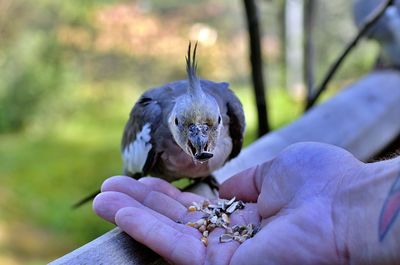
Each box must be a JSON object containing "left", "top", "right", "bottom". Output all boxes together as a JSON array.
[
  {"left": 73, "top": 42, "right": 245, "bottom": 207},
  {"left": 121, "top": 43, "right": 245, "bottom": 181}
]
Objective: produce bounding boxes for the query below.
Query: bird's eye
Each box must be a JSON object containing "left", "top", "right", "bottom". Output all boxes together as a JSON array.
[
  {"left": 218, "top": 116, "right": 221, "bottom": 124},
  {"left": 174, "top": 117, "right": 179, "bottom": 126}
]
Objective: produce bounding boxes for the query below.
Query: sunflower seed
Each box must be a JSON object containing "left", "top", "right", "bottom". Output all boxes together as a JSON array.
[
  {"left": 226, "top": 201, "right": 239, "bottom": 213},
  {"left": 226, "top": 197, "right": 236, "bottom": 206}
]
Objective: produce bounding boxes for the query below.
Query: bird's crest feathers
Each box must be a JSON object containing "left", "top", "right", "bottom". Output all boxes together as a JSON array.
[{"left": 186, "top": 42, "right": 204, "bottom": 98}]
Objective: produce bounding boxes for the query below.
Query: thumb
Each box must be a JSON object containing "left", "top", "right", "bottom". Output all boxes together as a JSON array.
[{"left": 219, "top": 160, "right": 273, "bottom": 202}]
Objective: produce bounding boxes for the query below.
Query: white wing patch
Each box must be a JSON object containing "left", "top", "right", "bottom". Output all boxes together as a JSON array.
[{"left": 122, "top": 123, "right": 152, "bottom": 174}]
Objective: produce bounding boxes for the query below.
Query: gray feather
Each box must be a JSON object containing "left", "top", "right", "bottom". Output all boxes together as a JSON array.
[{"left": 121, "top": 79, "right": 245, "bottom": 181}]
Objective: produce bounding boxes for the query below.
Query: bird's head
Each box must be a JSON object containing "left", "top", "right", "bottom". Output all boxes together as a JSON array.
[{"left": 168, "top": 42, "right": 223, "bottom": 162}]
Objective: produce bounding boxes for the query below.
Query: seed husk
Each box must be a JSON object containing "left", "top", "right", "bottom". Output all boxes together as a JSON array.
[
  {"left": 209, "top": 215, "right": 218, "bottom": 224},
  {"left": 201, "top": 237, "right": 208, "bottom": 246},
  {"left": 226, "top": 197, "right": 236, "bottom": 206},
  {"left": 198, "top": 225, "right": 206, "bottom": 233},
  {"left": 234, "top": 235, "right": 246, "bottom": 243},
  {"left": 219, "top": 233, "right": 234, "bottom": 243},
  {"left": 226, "top": 201, "right": 239, "bottom": 214},
  {"left": 202, "top": 200, "right": 210, "bottom": 208},
  {"left": 221, "top": 213, "right": 230, "bottom": 224},
  {"left": 207, "top": 223, "right": 216, "bottom": 231},
  {"left": 193, "top": 218, "right": 206, "bottom": 228}
]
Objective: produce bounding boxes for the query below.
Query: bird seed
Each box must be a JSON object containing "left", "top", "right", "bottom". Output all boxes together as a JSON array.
[{"left": 185, "top": 197, "right": 258, "bottom": 246}]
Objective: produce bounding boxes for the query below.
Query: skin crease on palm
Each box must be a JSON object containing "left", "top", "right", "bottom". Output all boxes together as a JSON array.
[{"left": 93, "top": 142, "right": 400, "bottom": 265}]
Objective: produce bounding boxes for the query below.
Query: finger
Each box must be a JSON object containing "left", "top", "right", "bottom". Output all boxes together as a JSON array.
[
  {"left": 219, "top": 160, "right": 273, "bottom": 202},
  {"left": 116, "top": 207, "right": 206, "bottom": 265},
  {"left": 142, "top": 189, "right": 203, "bottom": 223},
  {"left": 139, "top": 177, "right": 205, "bottom": 206},
  {"left": 93, "top": 191, "right": 201, "bottom": 238},
  {"left": 102, "top": 176, "right": 205, "bottom": 209},
  {"left": 139, "top": 177, "right": 181, "bottom": 197},
  {"left": 103, "top": 176, "right": 206, "bottom": 224},
  {"left": 101, "top": 176, "right": 151, "bottom": 202},
  {"left": 102, "top": 176, "right": 206, "bottom": 223},
  {"left": 93, "top": 191, "right": 140, "bottom": 223}
]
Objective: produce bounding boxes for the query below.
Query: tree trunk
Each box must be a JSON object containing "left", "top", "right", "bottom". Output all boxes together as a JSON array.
[{"left": 243, "top": 0, "right": 270, "bottom": 136}]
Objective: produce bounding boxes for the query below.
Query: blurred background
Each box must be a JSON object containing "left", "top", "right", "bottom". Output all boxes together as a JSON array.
[{"left": 0, "top": 0, "right": 379, "bottom": 264}]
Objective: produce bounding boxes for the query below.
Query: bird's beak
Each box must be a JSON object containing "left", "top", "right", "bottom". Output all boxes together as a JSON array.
[{"left": 188, "top": 125, "right": 213, "bottom": 162}]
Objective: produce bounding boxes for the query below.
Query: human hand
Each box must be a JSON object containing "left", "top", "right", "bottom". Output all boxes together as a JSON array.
[
  {"left": 93, "top": 142, "right": 398, "bottom": 264},
  {"left": 219, "top": 142, "right": 363, "bottom": 264},
  {"left": 92, "top": 174, "right": 260, "bottom": 264}
]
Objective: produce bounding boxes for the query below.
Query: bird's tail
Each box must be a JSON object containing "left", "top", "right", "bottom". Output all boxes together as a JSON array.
[{"left": 72, "top": 189, "right": 100, "bottom": 209}]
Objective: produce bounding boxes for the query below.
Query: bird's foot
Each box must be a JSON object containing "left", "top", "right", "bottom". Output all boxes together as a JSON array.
[
  {"left": 182, "top": 175, "right": 219, "bottom": 192},
  {"left": 202, "top": 175, "right": 220, "bottom": 191}
]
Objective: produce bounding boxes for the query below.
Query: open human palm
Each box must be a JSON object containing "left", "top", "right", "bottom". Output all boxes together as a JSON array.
[{"left": 93, "top": 143, "right": 366, "bottom": 264}]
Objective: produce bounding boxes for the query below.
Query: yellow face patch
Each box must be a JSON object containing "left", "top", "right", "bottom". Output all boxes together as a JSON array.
[{"left": 180, "top": 101, "right": 218, "bottom": 127}]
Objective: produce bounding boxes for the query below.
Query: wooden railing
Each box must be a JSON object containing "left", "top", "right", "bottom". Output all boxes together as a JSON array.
[{"left": 50, "top": 70, "right": 400, "bottom": 265}]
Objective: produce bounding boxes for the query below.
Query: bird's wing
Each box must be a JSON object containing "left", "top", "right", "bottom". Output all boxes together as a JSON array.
[
  {"left": 201, "top": 80, "right": 246, "bottom": 160},
  {"left": 121, "top": 94, "right": 162, "bottom": 177},
  {"left": 224, "top": 86, "right": 246, "bottom": 159}
]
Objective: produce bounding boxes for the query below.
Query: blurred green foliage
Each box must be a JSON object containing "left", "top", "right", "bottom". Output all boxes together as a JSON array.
[
  {"left": 0, "top": 0, "right": 378, "bottom": 264},
  {"left": 0, "top": 34, "right": 63, "bottom": 132}
]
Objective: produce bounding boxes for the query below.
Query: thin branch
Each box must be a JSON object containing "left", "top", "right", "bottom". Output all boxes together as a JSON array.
[
  {"left": 243, "top": 0, "right": 270, "bottom": 136},
  {"left": 305, "top": 0, "right": 394, "bottom": 110}
]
